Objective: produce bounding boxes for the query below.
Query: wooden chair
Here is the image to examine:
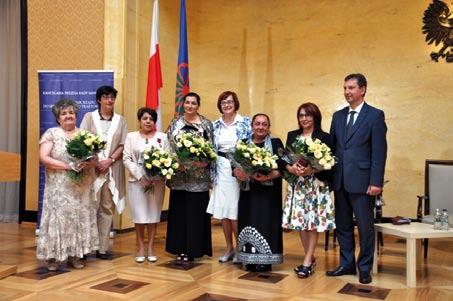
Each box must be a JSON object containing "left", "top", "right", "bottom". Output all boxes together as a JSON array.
[{"left": 417, "top": 160, "right": 453, "bottom": 258}]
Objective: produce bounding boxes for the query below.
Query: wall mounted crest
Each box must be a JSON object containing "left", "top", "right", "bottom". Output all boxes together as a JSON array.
[{"left": 422, "top": 0, "right": 453, "bottom": 62}]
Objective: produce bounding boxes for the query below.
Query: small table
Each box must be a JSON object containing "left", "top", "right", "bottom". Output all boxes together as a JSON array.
[{"left": 373, "top": 222, "right": 453, "bottom": 287}]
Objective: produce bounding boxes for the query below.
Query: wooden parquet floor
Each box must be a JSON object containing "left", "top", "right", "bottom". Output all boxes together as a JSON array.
[{"left": 1, "top": 222, "right": 453, "bottom": 301}]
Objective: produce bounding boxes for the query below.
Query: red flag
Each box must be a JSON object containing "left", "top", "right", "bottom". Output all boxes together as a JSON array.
[{"left": 146, "top": 0, "right": 163, "bottom": 111}]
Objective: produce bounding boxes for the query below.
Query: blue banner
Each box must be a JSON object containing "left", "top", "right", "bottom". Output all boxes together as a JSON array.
[
  {"left": 37, "top": 70, "right": 114, "bottom": 229},
  {"left": 175, "top": 0, "right": 190, "bottom": 116}
]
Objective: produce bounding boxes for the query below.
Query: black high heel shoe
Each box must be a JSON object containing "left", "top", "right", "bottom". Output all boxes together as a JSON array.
[
  {"left": 294, "top": 257, "right": 316, "bottom": 274},
  {"left": 296, "top": 263, "right": 314, "bottom": 278}
]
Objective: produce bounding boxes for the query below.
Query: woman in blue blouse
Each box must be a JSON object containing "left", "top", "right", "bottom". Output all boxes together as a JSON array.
[{"left": 207, "top": 91, "right": 251, "bottom": 263}]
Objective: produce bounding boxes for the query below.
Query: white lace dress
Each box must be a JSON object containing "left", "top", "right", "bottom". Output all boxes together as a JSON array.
[{"left": 37, "top": 127, "right": 99, "bottom": 262}]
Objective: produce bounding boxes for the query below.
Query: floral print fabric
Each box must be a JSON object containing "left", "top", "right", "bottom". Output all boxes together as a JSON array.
[
  {"left": 37, "top": 127, "right": 99, "bottom": 262},
  {"left": 282, "top": 176, "right": 335, "bottom": 232}
]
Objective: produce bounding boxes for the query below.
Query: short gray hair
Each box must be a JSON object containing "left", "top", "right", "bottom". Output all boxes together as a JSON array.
[{"left": 52, "top": 99, "right": 80, "bottom": 124}]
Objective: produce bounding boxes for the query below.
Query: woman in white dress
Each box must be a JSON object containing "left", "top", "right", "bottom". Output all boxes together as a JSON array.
[
  {"left": 123, "top": 107, "right": 169, "bottom": 263},
  {"left": 207, "top": 91, "right": 251, "bottom": 262}
]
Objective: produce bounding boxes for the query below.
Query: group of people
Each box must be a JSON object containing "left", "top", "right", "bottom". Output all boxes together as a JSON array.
[{"left": 37, "top": 73, "right": 387, "bottom": 285}]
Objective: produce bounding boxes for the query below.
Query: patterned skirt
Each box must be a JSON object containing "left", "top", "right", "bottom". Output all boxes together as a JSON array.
[{"left": 282, "top": 176, "right": 335, "bottom": 232}]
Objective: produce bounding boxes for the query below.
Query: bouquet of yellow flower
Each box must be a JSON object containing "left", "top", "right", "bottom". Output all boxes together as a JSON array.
[
  {"left": 232, "top": 140, "right": 278, "bottom": 175},
  {"left": 174, "top": 132, "right": 217, "bottom": 164},
  {"left": 141, "top": 146, "right": 179, "bottom": 193},
  {"left": 66, "top": 130, "right": 106, "bottom": 181},
  {"left": 142, "top": 146, "right": 179, "bottom": 180},
  {"left": 281, "top": 136, "right": 335, "bottom": 184}
]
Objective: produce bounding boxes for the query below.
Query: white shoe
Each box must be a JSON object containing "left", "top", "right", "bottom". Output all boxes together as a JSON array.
[
  {"left": 147, "top": 255, "right": 157, "bottom": 262},
  {"left": 232, "top": 253, "right": 241, "bottom": 264},
  {"left": 135, "top": 256, "right": 145, "bottom": 263},
  {"left": 218, "top": 250, "right": 235, "bottom": 263}
]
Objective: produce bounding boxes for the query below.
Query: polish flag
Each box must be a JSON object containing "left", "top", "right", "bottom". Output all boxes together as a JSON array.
[{"left": 146, "top": 0, "right": 163, "bottom": 130}]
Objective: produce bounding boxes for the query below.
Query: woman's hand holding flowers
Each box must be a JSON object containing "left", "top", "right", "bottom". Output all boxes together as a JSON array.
[
  {"left": 233, "top": 167, "right": 249, "bottom": 181},
  {"left": 139, "top": 176, "right": 153, "bottom": 187},
  {"left": 252, "top": 170, "right": 279, "bottom": 182}
]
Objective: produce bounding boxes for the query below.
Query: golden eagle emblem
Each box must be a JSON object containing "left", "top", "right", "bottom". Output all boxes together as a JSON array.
[{"left": 422, "top": 0, "right": 453, "bottom": 62}]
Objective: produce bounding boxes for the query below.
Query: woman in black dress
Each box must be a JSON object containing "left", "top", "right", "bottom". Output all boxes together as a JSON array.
[
  {"left": 165, "top": 92, "right": 213, "bottom": 261},
  {"left": 234, "top": 113, "right": 285, "bottom": 272}
]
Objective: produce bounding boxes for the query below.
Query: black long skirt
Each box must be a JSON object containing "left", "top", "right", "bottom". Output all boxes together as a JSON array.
[
  {"left": 237, "top": 181, "right": 283, "bottom": 265},
  {"left": 165, "top": 190, "right": 212, "bottom": 258}
]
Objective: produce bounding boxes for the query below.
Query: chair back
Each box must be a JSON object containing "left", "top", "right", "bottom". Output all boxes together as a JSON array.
[{"left": 424, "top": 160, "right": 453, "bottom": 224}]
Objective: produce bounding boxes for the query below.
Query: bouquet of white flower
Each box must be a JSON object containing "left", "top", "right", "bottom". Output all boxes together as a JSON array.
[
  {"left": 281, "top": 136, "right": 335, "bottom": 184},
  {"left": 174, "top": 132, "right": 217, "bottom": 164},
  {"left": 66, "top": 130, "right": 106, "bottom": 181},
  {"left": 232, "top": 140, "right": 278, "bottom": 175}
]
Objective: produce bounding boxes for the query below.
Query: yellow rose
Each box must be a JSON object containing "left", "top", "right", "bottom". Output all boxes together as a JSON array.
[
  {"left": 183, "top": 139, "right": 193, "bottom": 147},
  {"left": 323, "top": 163, "right": 332, "bottom": 170},
  {"left": 314, "top": 151, "right": 322, "bottom": 159},
  {"left": 164, "top": 159, "right": 172, "bottom": 167},
  {"left": 189, "top": 146, "right": 196, "bottom": 153},
  {"left": 145, "top": 163, "right": 152, "bottom": 169},
  {"left": 143, "top": 154, "right": 150, "bottom": 160},
  {"left": 84, "top": 138, "right": 93, "bottom": 146},
  {"left": 152, "top": 160, "right": 161, "bottom": 167},
  {"left": 166, "top": 174, "right": 172, "bottom": 180},
  {"left": 172, "top": 162, "right": 179, "bottom": 169},
  {"left": 319, "top": 158, "right": 327, "bottom": 166}
]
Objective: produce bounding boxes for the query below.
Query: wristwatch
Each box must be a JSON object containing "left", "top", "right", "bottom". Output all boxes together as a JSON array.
[{"left": 109, "top": 156, "right": 115, "bottom": 163}]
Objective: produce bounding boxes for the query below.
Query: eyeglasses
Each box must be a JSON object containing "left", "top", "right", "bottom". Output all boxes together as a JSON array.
[
  {"left": 220, "top": 100, "right": 234, "bottom": 106},
  {"left": 101, "top": 95, "right": 116, "bottom": 100},
  {"left": 298, "top": 113, "right": 312, "bottom": 118}
]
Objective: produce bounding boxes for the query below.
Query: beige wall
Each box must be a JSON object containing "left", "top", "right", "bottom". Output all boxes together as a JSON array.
[
  {"left": 26, "top": 0, "right": 105, "bottom": 211},
  {"left": 148, "top": 0, "right": 453, "bottom": 217},
  {"left": 27, "top": 0, "right": 453, "bottom": 221}
]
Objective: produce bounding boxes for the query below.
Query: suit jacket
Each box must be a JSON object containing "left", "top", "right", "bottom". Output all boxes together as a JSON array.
[
  {"left": 285, "top": 129, "right": 332, "bottom": 185},
  {"left": 330, "top": 102, "right": 387, "bottom": 193}
]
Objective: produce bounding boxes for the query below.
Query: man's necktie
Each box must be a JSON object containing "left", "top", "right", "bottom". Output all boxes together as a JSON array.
[{"left": 346, "top": 111, "right": 356, "bottom": 137}]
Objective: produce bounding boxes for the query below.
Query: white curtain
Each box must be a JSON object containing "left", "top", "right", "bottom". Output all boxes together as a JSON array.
[{"left": 0, "top": 0, "right": 21, "bottom": 223}]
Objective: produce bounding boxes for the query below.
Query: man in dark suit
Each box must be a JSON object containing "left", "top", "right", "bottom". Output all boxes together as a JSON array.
[{"left": 327, "top": 73, "right": 387, "bottom": 284}]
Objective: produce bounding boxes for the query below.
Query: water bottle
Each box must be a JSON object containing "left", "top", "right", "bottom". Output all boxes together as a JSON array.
[
  {"left": 441, "top": 209, "right": 450, "bottom": 231},
  {"left": 433, "top": 208, "right": 442, "bottom": 230}
]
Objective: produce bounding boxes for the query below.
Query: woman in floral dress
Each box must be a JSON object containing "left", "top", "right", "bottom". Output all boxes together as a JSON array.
[
  {"left": 37, "top": 99, "right": 99, "bottom": 271},
  {"left": 282, "top": 102, "right": 335, "bottom": 278}
]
